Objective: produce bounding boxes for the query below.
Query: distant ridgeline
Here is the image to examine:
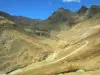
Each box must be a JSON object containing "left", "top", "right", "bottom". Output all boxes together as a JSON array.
[{"left": 0, "top": 5, "right": 100, "bottom": 38}]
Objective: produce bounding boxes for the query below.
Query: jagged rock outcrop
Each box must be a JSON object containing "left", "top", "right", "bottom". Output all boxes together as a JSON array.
[
  {"left": 85, "top": 5, "right": 100, "bottom": 18},
  {"left": 77, "top": 5, "right": 88, "bottom": 15}
]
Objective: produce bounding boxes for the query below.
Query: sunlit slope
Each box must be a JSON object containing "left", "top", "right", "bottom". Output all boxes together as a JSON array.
[
  {"left": 0, "top": 16, "right": 14, "bottom": 25},
  {"left": 11, "top": 33, "right": 100, "bottom": 75},
  {"left": 57, "top": 19, "right": 100, "bottom": 45},
  {"left": 0, "top": 21, "right": 56, "bottom": 73},
  {"left": 10, "top": 18, "right": 100, "bottom": 75}
]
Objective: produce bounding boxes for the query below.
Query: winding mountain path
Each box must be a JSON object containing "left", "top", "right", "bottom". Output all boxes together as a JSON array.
[
  {"left": 10, "top": 40, "right": 88, "bottom": 75},
  {"left": 49, "top": 40, "right": 89, "bottom": 64}
]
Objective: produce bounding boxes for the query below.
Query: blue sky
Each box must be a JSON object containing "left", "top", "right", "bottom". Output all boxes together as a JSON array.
[{"left": 0, "top": 0, "right": 100, "bottom": 20}]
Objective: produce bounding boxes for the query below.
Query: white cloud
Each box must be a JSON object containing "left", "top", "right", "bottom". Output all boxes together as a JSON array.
[{"left": 63, "top": 0, "right": 80, "bottom": 2}]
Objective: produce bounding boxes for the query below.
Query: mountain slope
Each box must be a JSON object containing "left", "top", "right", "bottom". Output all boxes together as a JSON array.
[
  {"left": 0, "top": 18, "right": 57, "bottom": 74},
  {"left": 0, "top": 11, "right": 41, "bottom": 28},
  {"left": 13, "top": 16, "right": 41, "bottom": 25},
  {"left": 37, "top": 8, "right": 79, "bottom": 30},
  {"left": 0, "top": 5, "right": 100, "bottom": 75},
  {"left": 9, "top": 12, "right": 100, "bottom": 75}
]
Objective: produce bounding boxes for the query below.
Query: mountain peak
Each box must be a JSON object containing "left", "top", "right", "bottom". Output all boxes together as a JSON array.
[
  {"left": 81, "top": 5, "right": 88, "bottom": 9},
  {"left": 46, "top": 7, "right": 78, "bottom": 27},
  {"left": 57, "top": 7, "right": 71, "bottom": 13},
  {"left": 77, "top": 5, "right": 88, "bottom": 15},
  {"left": 58, "top": 7, "right": 65, "bottom": 10}
]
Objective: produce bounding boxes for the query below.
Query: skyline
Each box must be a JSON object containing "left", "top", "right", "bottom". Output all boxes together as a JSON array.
[{"left": 0, "top": 0, "right": 100, "bottom": 20}]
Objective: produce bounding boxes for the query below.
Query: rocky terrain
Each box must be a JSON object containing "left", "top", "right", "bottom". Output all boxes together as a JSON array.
[{"left": 0, "top": 5, "right": 100, "bottom": 75}]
